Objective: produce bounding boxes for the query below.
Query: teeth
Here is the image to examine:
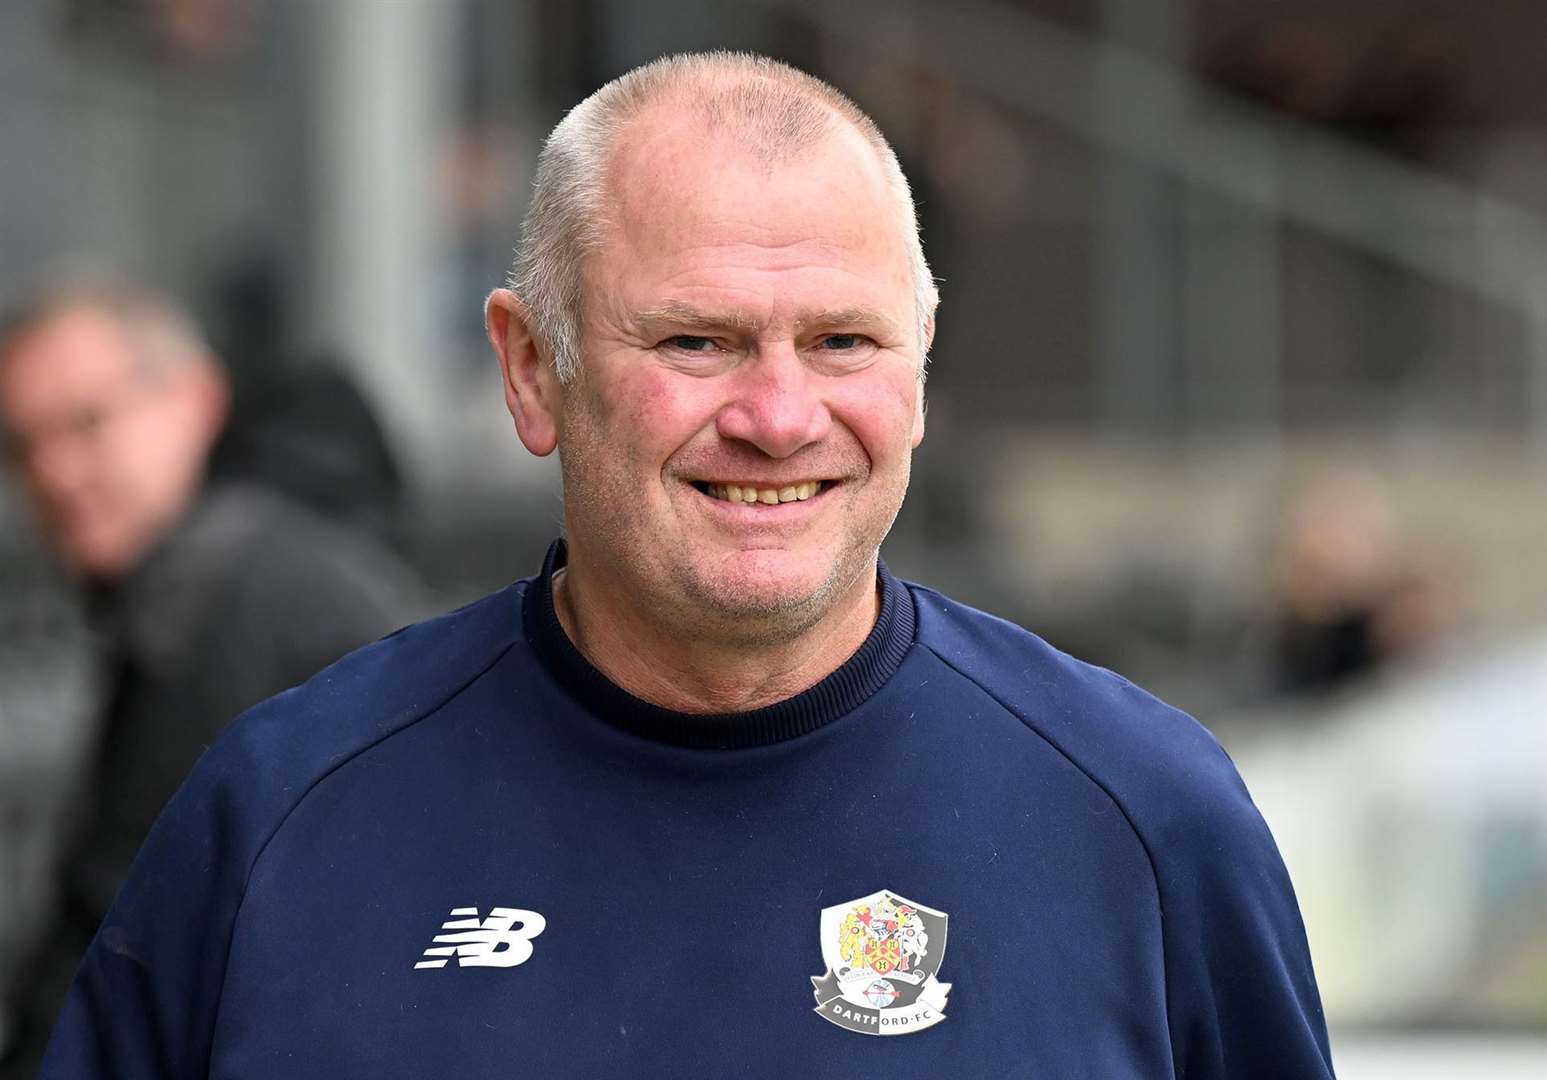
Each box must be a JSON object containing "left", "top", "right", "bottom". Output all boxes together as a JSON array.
[{"left": 704, "top": 481, "right": 824, "bottom": 504}]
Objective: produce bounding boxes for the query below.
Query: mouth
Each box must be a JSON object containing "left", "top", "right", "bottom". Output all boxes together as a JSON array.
[{"left": 690, "top": 480, "right": 833, "bottom": 505}]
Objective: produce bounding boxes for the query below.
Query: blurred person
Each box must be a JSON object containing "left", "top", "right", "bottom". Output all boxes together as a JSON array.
[
  {"left": 1270, "top": 470, "right": 1458, "bottom": 698},
  {"left": 0, "top": 282, "right": 425, "bottom": 1074},
  {"left": 42, "top": 54, "right": 1330, "bottom": 1078},
  {"left": 1273, "top": 471, "right": 1398, "bottom": 694}
]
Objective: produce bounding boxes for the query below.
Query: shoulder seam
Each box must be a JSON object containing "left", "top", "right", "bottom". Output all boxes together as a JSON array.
[
  {"left": 915, "top": 636, "right": 1180, "bottom": 1074},
  {"left": 205, "top": 634, "right": 526, "bottom": 1055}
]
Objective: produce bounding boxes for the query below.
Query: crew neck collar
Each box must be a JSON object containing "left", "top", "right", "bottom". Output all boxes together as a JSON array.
[{"left": 522, "top": 539, "right": 916, "bottom": 749}]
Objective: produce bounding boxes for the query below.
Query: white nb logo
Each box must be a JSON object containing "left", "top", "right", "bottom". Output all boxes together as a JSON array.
[{"left": 413, "top": 906, "right": 547, "bottom": 969}]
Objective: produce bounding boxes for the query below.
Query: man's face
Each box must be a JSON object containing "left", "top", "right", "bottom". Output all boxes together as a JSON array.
[
  {"left": 553, "top": 111, "right": 927, "bottom": 639},
  {"left": 0, "top": 308, "right": 221, "bottom": 580}
]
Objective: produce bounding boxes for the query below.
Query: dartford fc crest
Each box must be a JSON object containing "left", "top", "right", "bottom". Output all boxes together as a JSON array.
[{"left": 810, "top": 889, "right": 950, "bottom": 1036}]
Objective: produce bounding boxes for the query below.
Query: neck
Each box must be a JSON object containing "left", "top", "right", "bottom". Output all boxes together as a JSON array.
[{"left": 551, "top": 558, "right": 881, "bottom": 715}]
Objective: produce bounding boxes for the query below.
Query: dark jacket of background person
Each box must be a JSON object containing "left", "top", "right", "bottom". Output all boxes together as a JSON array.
[
  {"left": 0, "top": 288, "right": 430, "bottom": 1075},
  {"left": 0, "top": 481, "right": 424, "bottom": 1076}
]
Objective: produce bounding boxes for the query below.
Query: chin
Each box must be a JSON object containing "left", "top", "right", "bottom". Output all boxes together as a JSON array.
[
  {"left": 59, "top": 525, "right": 141, "bottom": 582},
  {"left": 681, "top": 548, "right": 859, "bottom": 626},
  {"left": 66, "top": 547, "right": 130, "bottom": 582}
]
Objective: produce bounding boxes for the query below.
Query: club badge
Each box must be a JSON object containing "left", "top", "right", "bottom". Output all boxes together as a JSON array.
[{"left": 810, "top": 889, "right": 950, "bottom": 1036}]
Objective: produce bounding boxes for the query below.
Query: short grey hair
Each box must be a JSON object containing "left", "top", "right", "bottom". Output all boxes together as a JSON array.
[
  {"left": 506, "top": 51, "right": 938, "bottom": 384},
  {"left": 0, "top": 275, "right": 217, "bottom": 382}
]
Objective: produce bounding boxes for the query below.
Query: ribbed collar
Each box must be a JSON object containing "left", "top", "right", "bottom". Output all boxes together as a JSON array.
[{"left": 522, "top": 539, "right": 916, "bottom": 749}]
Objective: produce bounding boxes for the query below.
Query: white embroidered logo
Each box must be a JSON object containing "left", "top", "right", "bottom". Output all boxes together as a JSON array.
[
  {"left": 811, "top": 890, "right": 951, "bottom": 1035},
  {"left": 413, "top": 906, "right": 547, "bottom": 969}
]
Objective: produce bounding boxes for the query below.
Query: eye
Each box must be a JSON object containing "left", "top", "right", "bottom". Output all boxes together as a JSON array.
[
  {"left": 69, "top": 406, "right": 110, "bottom": 440},
  {"left": 665, "top": 335, "right": 716, "bottom": 353},
  {"left": 819, "top": 334, "right": 865, "bottom": 351}
]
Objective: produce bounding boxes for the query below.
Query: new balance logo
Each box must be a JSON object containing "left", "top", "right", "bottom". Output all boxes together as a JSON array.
[{"left": 414, "top": 906, "right": 547, "bottom": 969}]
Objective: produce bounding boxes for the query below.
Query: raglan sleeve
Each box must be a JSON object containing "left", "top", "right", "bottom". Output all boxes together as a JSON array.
[
  {"left": 37, "top": 724, "right": 265, "bottom": 1079},
  {"left": 1153, "top": 739, "right": 1336, "bottom": 1079}
]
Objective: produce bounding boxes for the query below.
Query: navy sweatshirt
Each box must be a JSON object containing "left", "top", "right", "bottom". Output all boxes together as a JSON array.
[{"left": 43, "top": 543, "right": 1334, "bottom": 1078}]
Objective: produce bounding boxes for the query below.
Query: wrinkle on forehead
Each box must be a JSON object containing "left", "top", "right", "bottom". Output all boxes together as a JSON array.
[{"left": 578, "top": 107, "right": 919, "bottom": 358}]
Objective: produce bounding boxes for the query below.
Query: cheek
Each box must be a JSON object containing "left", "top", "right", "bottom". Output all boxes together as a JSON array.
[
  {"left": 114, "top": 415, "right": 184, "bottom": 498},
  {"left": 605, "top": 372, "right": 722, "bottom": 462},
  {"left": 562, "top": 377, "right": 696, "bottom": 486},
  {"left": 833, "top": 373, "right": 921, "bottom": 462},
  {"left": 623, "top": 379, "right": 677, "bottom": 437}
]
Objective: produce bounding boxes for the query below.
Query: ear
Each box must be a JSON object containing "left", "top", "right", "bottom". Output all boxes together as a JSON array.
[
  {"left": 176, "top": 357, "right": 231, "bottom": 449},
  {"left": 912, "top": 313, "right": 934, "bottom": 448},
  {"left": 201, "top": 362, "right": 231, "bottom": 440},
  {"left": 486, "top": 289, "right": 561, "bottom": 456}
]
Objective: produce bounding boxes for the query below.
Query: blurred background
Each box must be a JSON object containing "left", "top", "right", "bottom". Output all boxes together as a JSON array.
[{"left": 1, "top": 0, "right": 1544, "bottom": 1074}]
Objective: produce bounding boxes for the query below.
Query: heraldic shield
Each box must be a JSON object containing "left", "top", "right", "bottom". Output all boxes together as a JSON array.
[{"left": 810, "top": 889, "right": 950, "bottom": 1036}]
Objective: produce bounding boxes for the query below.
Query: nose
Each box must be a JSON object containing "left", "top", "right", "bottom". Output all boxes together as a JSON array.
[
  {"left": 20, "top": 434, "right": 93, "bottom": 507},
  {"left": 714, "top": 345, "right": 831, "bottom": 458}
]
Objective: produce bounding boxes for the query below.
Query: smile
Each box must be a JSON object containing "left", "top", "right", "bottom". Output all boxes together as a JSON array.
[{"left": 693, "top": 480, "right": 830, "bottom": 505}]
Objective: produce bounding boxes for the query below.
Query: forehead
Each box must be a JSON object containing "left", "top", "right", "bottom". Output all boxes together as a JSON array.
[
  {"left": 589, "top": 104, "right": 913, "bottom": 318},
  {"left": 0, "top": 308, "right": 138, "bottom": 414}
]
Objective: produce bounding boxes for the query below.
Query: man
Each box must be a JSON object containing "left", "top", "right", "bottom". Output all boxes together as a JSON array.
[
  {"left": 42, "top": 54, "right": 1334, "bottom": 1077},
  {"left": 0, "top": 285, "right": 423, "bottom": 1073}
]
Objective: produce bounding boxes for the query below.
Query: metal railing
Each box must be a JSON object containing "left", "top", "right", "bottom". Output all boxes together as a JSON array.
[{"left": 751, "top": 0, "right": 1547, "bottom": 445}]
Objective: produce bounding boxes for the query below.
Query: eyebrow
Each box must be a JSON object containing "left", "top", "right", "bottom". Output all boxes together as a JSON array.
[
  {"left": 631, "top": 302, "right": 757, "bottom": 334},
  {"left": 793, "top": 308, "right": 901, "bottom": 338},
  {"left": 630, "top": 302, "right": 900, "bottom": 339}
]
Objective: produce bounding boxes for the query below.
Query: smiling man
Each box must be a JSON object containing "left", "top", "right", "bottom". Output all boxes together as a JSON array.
[
  {"left": 486, "top": 74, "right": 928, "bottom": 716},
  {"left": 43, "top": 54, "right": 1333, "bottom": 1078}
]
